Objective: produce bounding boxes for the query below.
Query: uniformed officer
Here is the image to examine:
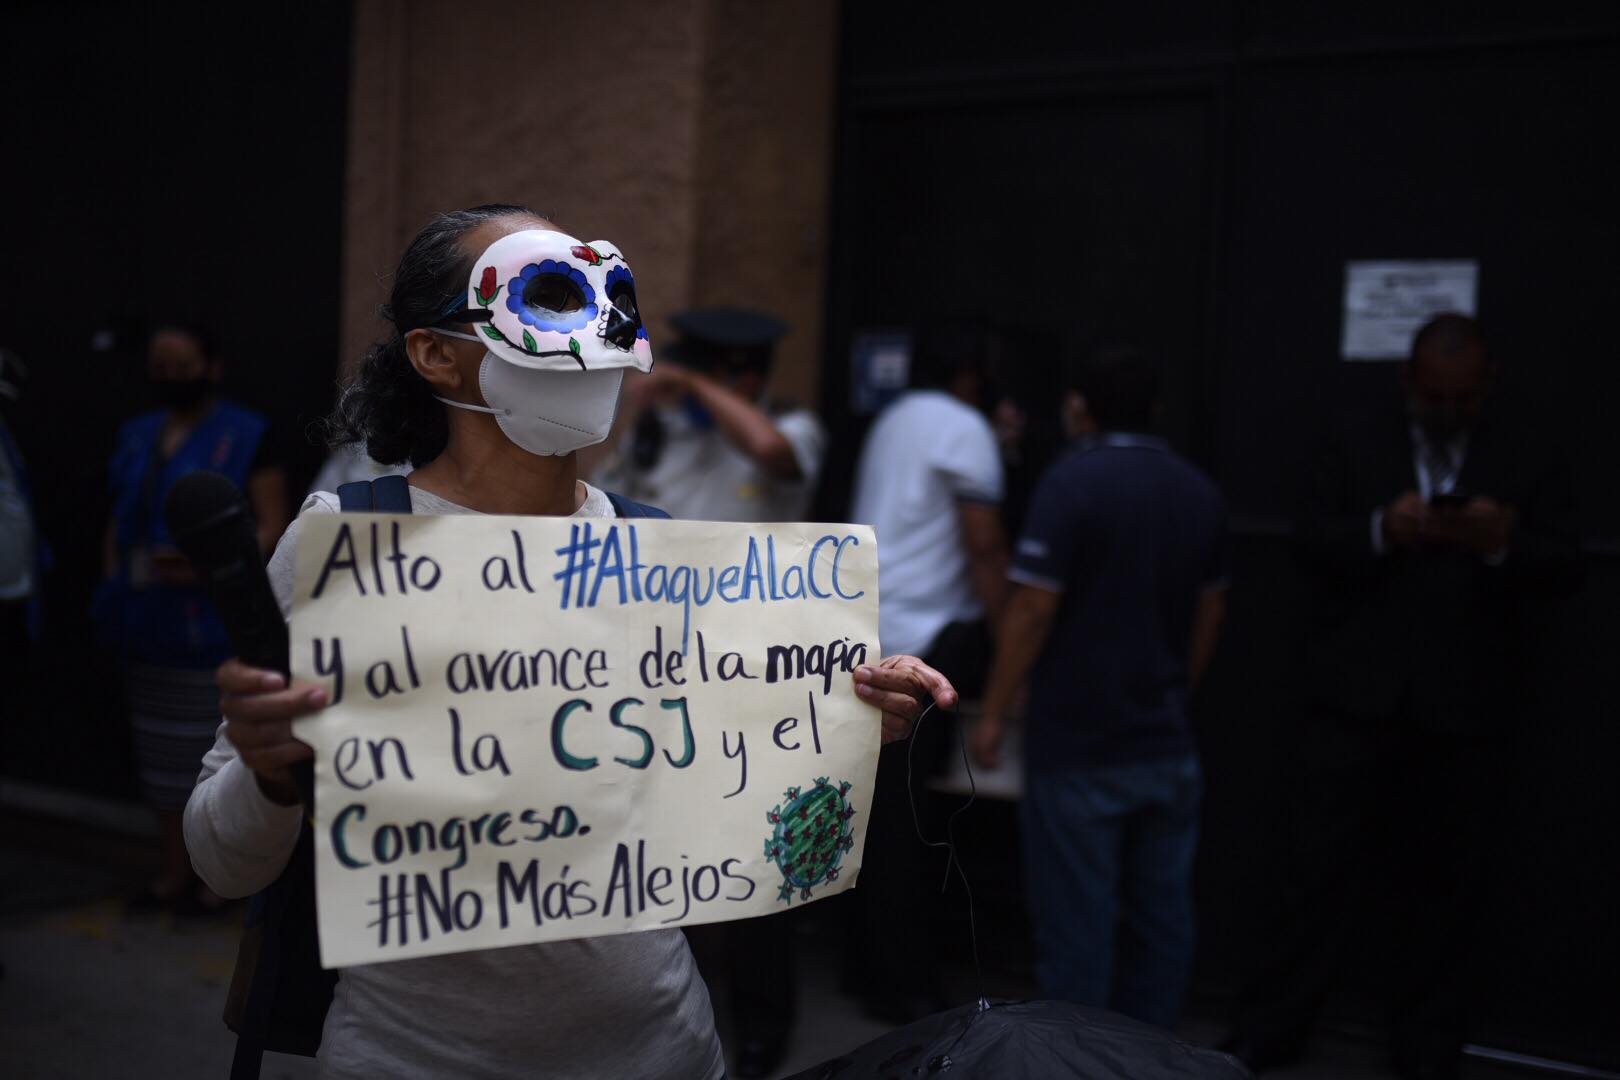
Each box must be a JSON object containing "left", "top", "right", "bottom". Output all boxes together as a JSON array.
[{"left": 597, "top": 307, "right": 826, "bottom": 525}]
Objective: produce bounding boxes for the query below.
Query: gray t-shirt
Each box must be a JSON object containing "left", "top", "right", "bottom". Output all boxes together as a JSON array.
[{"left": 185, "top": 481, "right": 724, "bottom": 1080}]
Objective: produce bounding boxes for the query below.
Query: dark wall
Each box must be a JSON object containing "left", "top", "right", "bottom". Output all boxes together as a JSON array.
[
  {"left": 0, "top": 2, "right": 351, "bottom": 792},
  {"left": 825, "top": 2, "right": 1619, "bottom": 1064},
  {"left": 1217, "top": 33, "right": 1619, "bottom": 531}
]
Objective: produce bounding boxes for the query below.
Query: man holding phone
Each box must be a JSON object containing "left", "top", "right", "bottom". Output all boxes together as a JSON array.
[
  {"left": 1373, "top": 316, "right": 1519, "bottom": 563},
  {"left": 1225, "top": 314, "right": 1579, "bottom": 1078}
]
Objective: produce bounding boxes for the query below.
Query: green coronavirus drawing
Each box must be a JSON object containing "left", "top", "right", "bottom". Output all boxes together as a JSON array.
[{"left": 765, "top": 777, "right": 857, "bottom": 904}]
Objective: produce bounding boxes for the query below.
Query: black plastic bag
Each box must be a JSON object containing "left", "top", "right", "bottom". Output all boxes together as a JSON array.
[{"left": 783, "top": 999, "right": 1252, "bottom": 1080}]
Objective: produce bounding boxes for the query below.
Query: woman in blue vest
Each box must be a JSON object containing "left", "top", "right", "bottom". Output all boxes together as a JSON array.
[{"left": 100, "top": 323, "right": 288, "bottom": 912}]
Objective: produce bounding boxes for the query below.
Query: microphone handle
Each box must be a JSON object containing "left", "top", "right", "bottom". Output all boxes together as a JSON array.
[
  {"left": 198, "top": 554, "right": 311, "bottom": 807},
  {"left": 207, "top": 560, "right": 290, "bottom": 676}
]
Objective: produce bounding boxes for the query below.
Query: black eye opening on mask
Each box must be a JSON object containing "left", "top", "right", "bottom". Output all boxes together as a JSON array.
[
  {"left": 608, "top": 278, "right": 639, "bottom": 322},
  {"left": 523, "top": 272, "right": 589, "bottom": 316}
]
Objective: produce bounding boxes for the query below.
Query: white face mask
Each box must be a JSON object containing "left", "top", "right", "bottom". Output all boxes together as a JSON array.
[{"left": 433, "top": 330, "right": 625, "bottom": 457}]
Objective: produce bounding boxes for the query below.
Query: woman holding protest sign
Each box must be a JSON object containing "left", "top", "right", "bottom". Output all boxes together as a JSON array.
[{"left": 184, "top": 204, "right": 957, "bottom": 1079}]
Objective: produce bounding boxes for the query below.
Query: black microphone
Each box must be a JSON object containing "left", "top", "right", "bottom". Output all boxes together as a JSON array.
[{"left": 164, "top": 472, "right": 310, "bottom": 807}]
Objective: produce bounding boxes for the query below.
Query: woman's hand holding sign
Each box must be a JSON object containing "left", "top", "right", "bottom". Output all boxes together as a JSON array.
[
  {"left": 854, "top": 655, "right": 958, "bottom": 744},
  {"left": 217, "top": 658, "right": 325, "bottom": 806}
]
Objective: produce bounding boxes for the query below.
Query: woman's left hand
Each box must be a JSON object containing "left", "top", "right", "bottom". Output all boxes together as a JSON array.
[{"left": 853, "top": 655, "right": 959, "bottom": 745}]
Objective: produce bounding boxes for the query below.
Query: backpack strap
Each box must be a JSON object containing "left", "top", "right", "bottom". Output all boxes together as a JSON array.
[
  {"left": 334, "top": 481, "right": 371, "bottom": 512},
  {"left": 335, "top": 475, "right": 413, "bottom": 514},
  {"left": 228, "top": 824, "right": 333, "bottom": 1077},
  {"left": 345, "top": 480, "right": 647, "bottom": 518},
  {"left": 604, "top": 490, "right": 670, "bottom": 519},
  {"left": 371, "top": 474, "right": 413, "bottom": 512}
]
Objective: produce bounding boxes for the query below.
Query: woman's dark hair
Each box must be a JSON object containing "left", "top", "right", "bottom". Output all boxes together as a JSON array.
[{"left": 328, "top": 202, "right": 538, "bottom": 466}]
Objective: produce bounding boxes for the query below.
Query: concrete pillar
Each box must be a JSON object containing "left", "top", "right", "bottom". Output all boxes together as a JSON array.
[{"left": 339, "top": 0, "right": 837, "bottom": 407}]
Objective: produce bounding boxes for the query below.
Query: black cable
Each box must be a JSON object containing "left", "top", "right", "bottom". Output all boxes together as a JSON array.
[{"left": 904, "top": 701, "right": 992, "bottom": 1047}]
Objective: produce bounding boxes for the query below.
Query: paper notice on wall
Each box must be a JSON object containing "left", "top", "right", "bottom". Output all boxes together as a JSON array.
[
  {"left": 849, "top": 330, "right": 912, "bottom": 415},
  {"left": 1341, "top": 260, "right": 1478, "bottom": 360},
  {"left": 289, "top": 513, "right": 880, "bottom": 967}
]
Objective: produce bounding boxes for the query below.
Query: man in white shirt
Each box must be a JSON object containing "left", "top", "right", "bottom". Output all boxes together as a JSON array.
[
  {"left": 851, "top": 330, "right": 1009, "bottom": 665},
  {"left": 845, "top": 324, "right": 1010, "bottom": 1021}
]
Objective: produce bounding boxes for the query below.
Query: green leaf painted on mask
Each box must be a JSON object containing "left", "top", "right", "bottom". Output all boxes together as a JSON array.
[
  {"left": 481, "top": 325, "right": 503, "bottom": 342},
  {"left": 569, "top": 337, "right": 581, "bottom": 356},
  {"left": 522, "top": 330, "right": 537, "bottom": 353}
]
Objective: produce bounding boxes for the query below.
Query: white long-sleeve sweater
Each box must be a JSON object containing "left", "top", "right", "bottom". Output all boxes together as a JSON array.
[{"left": 184, "top": 484, "right": 723, "bottom": 1079}]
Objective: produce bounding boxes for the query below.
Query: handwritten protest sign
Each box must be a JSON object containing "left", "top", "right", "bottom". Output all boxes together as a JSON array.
[{"left": 289, "top": 512, "right": 880, "bottom": 967}]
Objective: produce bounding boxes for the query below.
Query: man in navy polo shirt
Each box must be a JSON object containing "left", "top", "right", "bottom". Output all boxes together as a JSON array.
[{"left": 973, "top": 347, "right": 1227, "bottom": 1028}]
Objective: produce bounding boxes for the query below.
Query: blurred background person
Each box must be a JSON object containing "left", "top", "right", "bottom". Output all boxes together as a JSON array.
[
  {"left": 0, "top": 351, "right": 38, "bottom": 604},
  {"left": 1224, "top": 313, "right": 1579, "bottom": 1078},
  {"left": 844, "top": 322, "right": 1009, "bottom": 1022},
  {"left": 593, "top": 306, "right": 825, "bottom": 524},
  {"left": 973, "top": 346, "right": 1227, "bottom": 1029},
  {"left": 0, "top": 348, "right": 44, "bottom": 727},
  {"left": 592, "top": 306, "right": 825, "bottom": 1078},
  {"left": 92, "top": 324, "right": 288, "bottom": 914},
  {"left": 851, "top": 321, "right": 1009, "bottom": 687}
]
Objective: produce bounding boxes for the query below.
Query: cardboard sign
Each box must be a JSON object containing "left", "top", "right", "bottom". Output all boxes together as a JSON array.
[{"left": 289, "top": 513, "right": 880, "bottom": 967}]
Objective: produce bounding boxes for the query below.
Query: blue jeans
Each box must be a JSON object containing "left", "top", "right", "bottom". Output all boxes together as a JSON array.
[{"left": 1020, "top": 752, "right": 1202, "bottom": 1028}]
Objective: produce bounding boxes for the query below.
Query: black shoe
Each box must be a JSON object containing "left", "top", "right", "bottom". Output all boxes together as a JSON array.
[
  {"left": 1218, "top": 1031, "right": 1304, "bottom": 1075},
  {"left": 734, "top": 1036, "right": 787, "bottom": 1079}
]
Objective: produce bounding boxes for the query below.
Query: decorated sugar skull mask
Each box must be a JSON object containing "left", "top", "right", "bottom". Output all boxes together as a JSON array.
[
  {"left": 462, "top": 228, "right": 653, "bottom": 373},
  {"left": 431, "top": 228, "right": 654, "bottom": 457}
]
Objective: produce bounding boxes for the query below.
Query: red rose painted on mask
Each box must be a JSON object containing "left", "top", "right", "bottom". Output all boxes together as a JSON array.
[
  {"left": 571, "top": 244, "right": 603, "bottom": 266},
  {"left": 475, "top": 265, "right": 499, "bottom": 305}
]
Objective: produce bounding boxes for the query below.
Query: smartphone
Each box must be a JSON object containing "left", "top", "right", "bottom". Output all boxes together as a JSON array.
[{"left": 1429, "top": 492, "right": 1469, "bottom": 510}]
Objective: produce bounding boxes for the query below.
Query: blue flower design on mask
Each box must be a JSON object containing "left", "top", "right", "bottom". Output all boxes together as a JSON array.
[
  {"left": 603, "top": 265, "right": 649, "bottom": 340},
  {"left": 506, "top": 260, "right": 598, "bottom": 333}
]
